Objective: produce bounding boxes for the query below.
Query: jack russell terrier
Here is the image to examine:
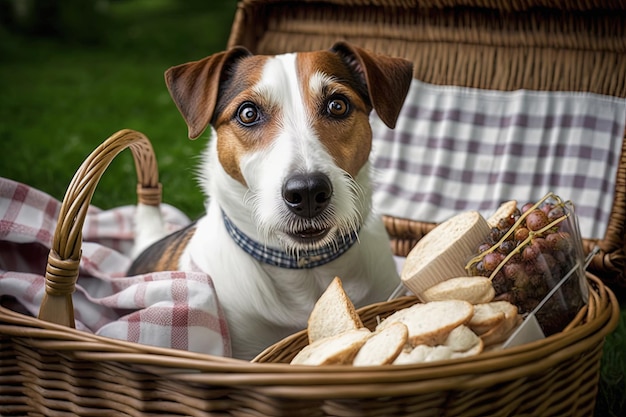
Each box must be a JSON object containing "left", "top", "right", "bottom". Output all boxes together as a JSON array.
[{"left": 128, "top": 42, "right": 413, "bottom": 360}]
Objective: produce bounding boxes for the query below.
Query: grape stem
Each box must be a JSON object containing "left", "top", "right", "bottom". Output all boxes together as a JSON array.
[
  {"left": 487, "top": 213, "right": 569, "bottom": 281},
  {"left": 464, "top": 192, "right": 562, "bottom": 271}
]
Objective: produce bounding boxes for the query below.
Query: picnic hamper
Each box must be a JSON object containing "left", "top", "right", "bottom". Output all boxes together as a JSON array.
[{"left": 1, "top": 0, "right": 624, "bottom": 416}]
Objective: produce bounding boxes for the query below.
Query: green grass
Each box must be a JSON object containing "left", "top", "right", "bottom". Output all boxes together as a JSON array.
[
  {"left": 596, "top": 304, "right": 626, "bottom": 417},
  {"left": 0, "top": 1, "right": 624, "bottom": 415},
  {"left": 0, "top": 0, "right": 237, "bottom": 219}
]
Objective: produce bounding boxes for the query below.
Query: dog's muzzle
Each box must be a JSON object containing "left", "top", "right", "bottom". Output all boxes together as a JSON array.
[{"left": 281, "top": 172, "right": 333, "bottom": 240}]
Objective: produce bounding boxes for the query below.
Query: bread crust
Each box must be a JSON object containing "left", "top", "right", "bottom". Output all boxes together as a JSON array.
[
  {"left": 291, "top": 329, "right": 371, "bottom": 365},
  {"left": 378, "top": 300, "right": 474, "bottom": 346},
  {"left": 422, "top": 276, "right": 495, "bottom": 304}
]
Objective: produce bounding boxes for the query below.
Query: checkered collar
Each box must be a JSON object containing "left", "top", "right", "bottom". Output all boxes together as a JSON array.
[{"left": 222, "top": 211, "right": 359, "bottom": 269}]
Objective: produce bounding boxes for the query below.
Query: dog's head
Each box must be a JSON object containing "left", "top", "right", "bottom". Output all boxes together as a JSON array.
[{"left": 165, "top": 42, "right": 413, "bottom": 252}]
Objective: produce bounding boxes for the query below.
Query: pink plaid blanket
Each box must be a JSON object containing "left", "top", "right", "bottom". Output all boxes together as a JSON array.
[{"left": 0, "top": 177, "right": 231, "bottom": 357}]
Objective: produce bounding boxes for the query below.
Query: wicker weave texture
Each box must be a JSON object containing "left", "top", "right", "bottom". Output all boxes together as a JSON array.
[
  {"left": 236, "top": 0, "right": 626, "bottom": 10},
  {"left": 229, "top": 0, "right": 626, "bottom": 97},
  {"left": 0, "top": 273, "right": 619, "bottom": 416}
]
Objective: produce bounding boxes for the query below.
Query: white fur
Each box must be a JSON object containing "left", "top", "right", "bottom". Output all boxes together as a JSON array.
[
  {"left": 136, "top": 53, "right": 400, "bottom": 360},
  {"left": 131, "top": 204, "right": 166, "bottom": 259}
]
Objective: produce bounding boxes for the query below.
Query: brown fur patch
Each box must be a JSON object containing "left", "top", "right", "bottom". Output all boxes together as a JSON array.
[
  {"left": 297, "top": 51, "right": 373, "bottom": 177},
  {"left": 211, "top": 55, "right": 280, "bottom": 186}
]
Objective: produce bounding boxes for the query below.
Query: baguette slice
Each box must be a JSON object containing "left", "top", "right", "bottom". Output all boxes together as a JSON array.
[
  {"left": 471, "top": 301, "right": 521, "bottom": 346},
  {"left": 307, "top": 277, "right": 363, "bottom": 344},
  {"left": 480, "top": 311, "right": 522, "bottom": 347},
  {"left": 377, "top": 300, "right": 474, "bottom": 346},
  {"left": 401, "top": 211, "right": 491, "bottom": 300},
  {"left": 290, "top": 329, "right": 371, "bottom": 365},
  {"left": 469, "top": 301, "right": 517, "bottom": 336},
  {"left": 422, "top": 276, "right": 495, "bottom": 304},
  {"left": 393, "top": 344, "right": 454, "bottom": 365},
  {"left": 444, "top": 325, "right": 483, "bottom": 353},
  {"left": 451, "top": 341, "right": 484, "bottom": 359},
  {"left": 445, "top": 325, "right": 484, "bottom": 359},
  {"left": 353, "top": 322, "right": 408, "bottom": 366}
]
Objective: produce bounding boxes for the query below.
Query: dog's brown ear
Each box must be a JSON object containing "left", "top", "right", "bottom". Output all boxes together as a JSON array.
[
  {"left": 165, "top": 47, "right": 251, "bottom": 139},
  {"left": 331, "top": 41, "right": 413, "bottom": 129}
]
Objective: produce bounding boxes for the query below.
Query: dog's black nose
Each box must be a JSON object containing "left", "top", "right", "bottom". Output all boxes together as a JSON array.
[{"left": 282, "top": 173, "right": 332, "bottom": 218}]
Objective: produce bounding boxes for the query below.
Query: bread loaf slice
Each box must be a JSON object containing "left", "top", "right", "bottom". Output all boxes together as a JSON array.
[
  {"left": 480, "top": 306, "right": 521, "bottom": 347},
  {"left": 450, "top": 341, "right": 484, "bottom": 359},
  {"left": 290, "top": 329, "right": 371, "bottom": 365},
  {"left": 393, "top": 344, "right": 454, "bottom": 365},
  {"left": 444, "top": 325, "right": 483, "bottom": 353},
  {"left": 469, "top": 301, "right": 517, "bottom": 336},
  {"left": 307, "top": 277, "right": 363, "bottom": 344},
  {"left": 353, "top": 322, "right": 408, "bottom": 366},
  {"left": 401, "top": 211, "right": 491, "bottom": 300},
  {"left": 377, "top": 300, "right": 474, "bottom": 346},
  {"left": 422, "top": 276, "right": 495, "bottom": 304},
  {"left": 444, "top": 325, "right": 484, "bottom": 359}
]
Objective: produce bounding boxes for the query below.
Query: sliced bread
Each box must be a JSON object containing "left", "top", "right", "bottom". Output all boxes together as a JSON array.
[
  {"left": 421, "top": 276, "right": 495, "bottom": 304},
  {"left": 444, "top": 325, "right": 483, "bottom": 354},
  {"left": 450, "top": 341, "right": 484, "bottom": 359},
  {"left": 401, "top": 211, "right": 491, "bottom": 300},
  {"left": 480, "top": 311, "right": 522, "bottom": 347},
  {"left": 393, "top": 344, "right": 454, "bottom": 365},
  {"left": 307, "top": 277, "right": 363, "bottom": 344},
  {"left": 469, "top": 301, "right": 518, "bottom": 336},
  {"left": 290, "top": 329, "right": 371, "bottom": 366},
  {"left": 353, "top": 322, "right": 408, "bottom": 366},
  {"left": 377, "top": 300, "right": 474, "bottom": 346}
]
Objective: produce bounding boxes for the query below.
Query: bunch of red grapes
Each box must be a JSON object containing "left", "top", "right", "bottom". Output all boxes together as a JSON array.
[{"left": 467, "top": 198, "right": 585, "bottom": 335}]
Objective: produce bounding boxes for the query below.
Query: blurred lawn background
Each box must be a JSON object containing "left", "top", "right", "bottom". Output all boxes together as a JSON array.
[
  {"left": 0, "top": 0, "right": 238, "bottom": 219},
  {"left": 0, "top": 1, "right": 624, "bottom": 416}
]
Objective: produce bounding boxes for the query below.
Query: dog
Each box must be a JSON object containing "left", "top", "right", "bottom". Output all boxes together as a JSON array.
[{"left": 128, "top": 42, "right": 413, "bottom": 360}]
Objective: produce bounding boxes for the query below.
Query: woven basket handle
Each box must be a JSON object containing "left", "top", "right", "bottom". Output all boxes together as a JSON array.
[{"left": 37, "top": 129, "right": 162, "bottom": 327}]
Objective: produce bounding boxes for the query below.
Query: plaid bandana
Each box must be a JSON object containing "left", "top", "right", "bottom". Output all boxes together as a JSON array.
[{"left": 222, "top": 211, "right": 359, "bottom": 269}]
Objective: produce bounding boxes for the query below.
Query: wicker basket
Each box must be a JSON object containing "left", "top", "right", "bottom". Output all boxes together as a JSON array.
[
  {"left": 0, "top": 129, "right": 619, "bottom": 414},
  {"left": 1, "top": 0, "right": 625, "bottom": 415},
  {"left": 0, "top": 126, "right": 619, "bottom": 415}
]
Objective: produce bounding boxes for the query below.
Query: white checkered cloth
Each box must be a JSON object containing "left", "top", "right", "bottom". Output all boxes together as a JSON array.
[
  {"left": 0, "top": 178, "right": 231, "bottom": 357},
  {"left": 371, "top": 80, "right": 626, "bottom": 240}
]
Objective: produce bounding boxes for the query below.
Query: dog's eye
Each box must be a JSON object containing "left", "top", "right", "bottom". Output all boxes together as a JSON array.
[
  {"left": 326, "top": 96, "right": 350, "bottom": 118},
  {"left": 237, "top": 102, "right": 261, "bottom": 126}
]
